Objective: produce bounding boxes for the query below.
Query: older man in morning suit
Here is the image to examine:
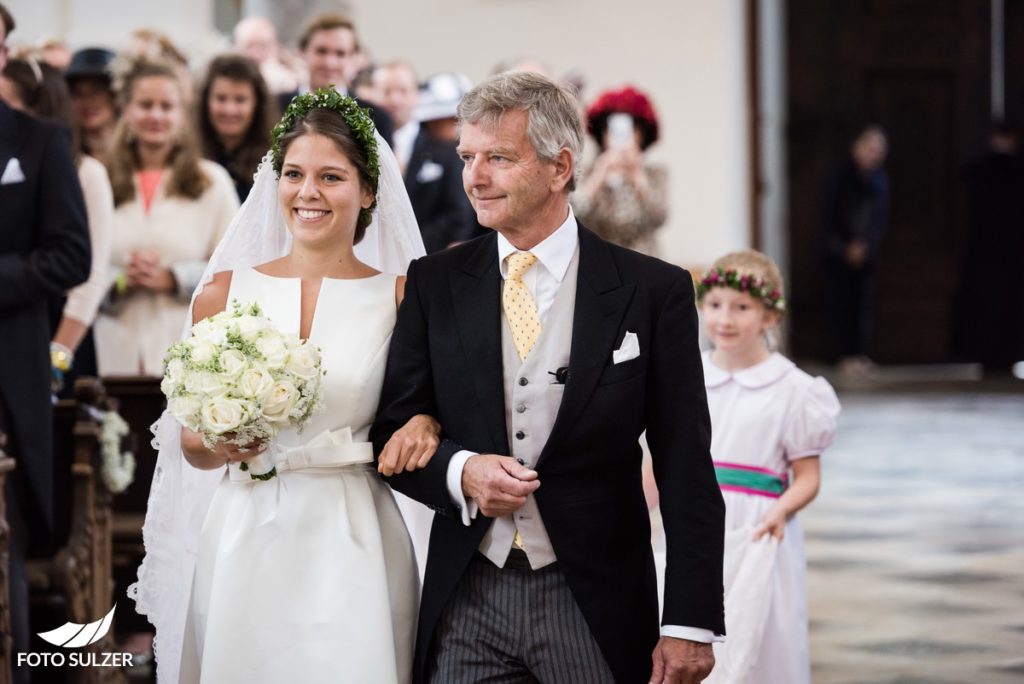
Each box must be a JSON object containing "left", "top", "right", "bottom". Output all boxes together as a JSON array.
[{"left": 372, "top": 72, "right": 724, "bottom": 683}]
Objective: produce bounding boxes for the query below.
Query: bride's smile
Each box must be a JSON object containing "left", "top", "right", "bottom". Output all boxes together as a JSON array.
[{"left": 278, "top": 131, "right": 373, "bottom": 248}]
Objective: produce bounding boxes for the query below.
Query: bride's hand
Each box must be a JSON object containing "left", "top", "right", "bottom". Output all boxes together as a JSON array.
[
  {"left": 181, "top": 429, "right": 268, "bottom": 470},
  {"left": 217, "top": 436, "right": 268, "bottom": 464},
  {"left": 378, "top": 414, "right": 440, "bottom": 476}
]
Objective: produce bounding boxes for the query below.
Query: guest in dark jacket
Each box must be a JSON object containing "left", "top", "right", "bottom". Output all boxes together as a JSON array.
[
  {"left": 0, "top": 5, "right": 90, "bottom": 680},
  {"left": 382, "top": 64, "right": 479, "bottom": 253},
  {"left": 953, "top": 122, "right": 1024, "bottom": 374},
  {"left": 276, "top": 13, "right": 393, "bottom": 145},
  {"left": 198, "top": 53, "right": 277, "bottom": 202},
  {"left": 821, "top": 125, "right": 889, "bottom": 375}
]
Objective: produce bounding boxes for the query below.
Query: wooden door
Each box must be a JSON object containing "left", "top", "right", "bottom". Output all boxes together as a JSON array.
[{"left": 786, "top": 0, "right": 992, "bottom": 362}]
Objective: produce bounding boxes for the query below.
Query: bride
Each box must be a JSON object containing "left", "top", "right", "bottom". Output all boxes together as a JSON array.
[{"left": 129, "top": 90, "right": 436, "bottom": 683}]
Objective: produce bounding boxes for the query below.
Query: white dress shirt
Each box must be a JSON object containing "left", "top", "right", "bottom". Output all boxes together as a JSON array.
[
  {"left": 443, "top": 208, "right": 722, "bottom": 644},
  {"left": 392, "top": 121, "right": 420, "bottom": 171}
]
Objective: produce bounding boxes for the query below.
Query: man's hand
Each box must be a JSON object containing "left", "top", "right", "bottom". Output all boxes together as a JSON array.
[
  {"left": 461, "top": 454, "right": 540, "bottom": 517},
  {"left": 649, "top": 637, "right": 714, "bottom": 684}
]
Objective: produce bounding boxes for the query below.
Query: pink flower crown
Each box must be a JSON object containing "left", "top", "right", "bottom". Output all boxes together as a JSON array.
[{"left": 696, "top": 268, "right": 787, "bottom": 314}]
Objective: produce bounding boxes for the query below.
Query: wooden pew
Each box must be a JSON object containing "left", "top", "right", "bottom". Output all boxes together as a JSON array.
[
  {"left": 94, "top": 377, "right": 163, "bottom": 640},
  {"left": 28, "top": 379, "right": 126, "bottom": 684},
  {"left": 0, "top": 432, "right": 13, "bottom": 684}
]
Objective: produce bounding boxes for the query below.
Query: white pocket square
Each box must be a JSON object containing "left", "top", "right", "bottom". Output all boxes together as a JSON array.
[
  {"left": 1, "top": 158, "right": 26, "bottom": 185},
  {"left": 612, "top": 331, "right": 640, "bottom": 364},
  {"left": 416, "top": 160, "right": 444, "bottom": 183}
]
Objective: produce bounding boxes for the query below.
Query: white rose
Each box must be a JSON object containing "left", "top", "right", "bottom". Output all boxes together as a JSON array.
[
  {"left": 160, "top": 374, "right": 178, "bottom": 398},
  {"left": 192, "top": 318, "right": 227, "bottom": 346},
  {"left": 185, "top": 371, "right": 227, "bottom": 396},
  {"left": 261, "top": 380, "right": 298, "bottom": 424},
  {"left": 218, "top": 349, "right": 248, "bottom": 379},
  {"left": 190, "top": 339, "right": 218, "bottom": 365},
  {"left": 201, "top": 395, "right": 248, "bottom": 435},
  {"left": 166, "top": 358, "right": 186, "bottom": 383},
  {"left": 191, "top": 318, "right": 214, "bottom": 340},
  {"left": 256, "top": 335, "right": 289, "bottom": 370},
  {"left": 235, "top": 315, "right": 270, "bottom": 342},
  {"left": 238, "top": 367, "right": 275, "bottom": 401},
  {"left": 168, "top": 396, "right": 202, "bottom": 430},
  {"left": 285, "top": 344, "right": 320, "bottom": 381}
]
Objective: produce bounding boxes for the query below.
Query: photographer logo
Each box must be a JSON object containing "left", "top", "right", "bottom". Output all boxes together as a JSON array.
[
  {"left": 16, "top": 604, "right": 134, "bottom": 669},
  {"left": 37, "top": 604, "right": 116, "bottom": 647}
]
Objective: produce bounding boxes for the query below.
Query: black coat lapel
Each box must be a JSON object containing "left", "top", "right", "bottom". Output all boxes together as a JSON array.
[
  {"left": 539, "top": 228, "right": 635, "bottom": 466},
  {"left": 448, "top": 233, "right": 510, "bottom": 456},
  {"left": 0, "top": 102, "right": 19, "bottom": 165}
]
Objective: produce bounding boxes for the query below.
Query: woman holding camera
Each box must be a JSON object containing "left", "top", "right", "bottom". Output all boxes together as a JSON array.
[{"left": 572, "top": 85, "right": 667, "bottom": 255}]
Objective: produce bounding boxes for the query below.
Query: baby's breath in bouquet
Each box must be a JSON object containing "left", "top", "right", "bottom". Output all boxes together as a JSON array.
[{"left": 162, "top": 301, "right": 324, "bottom": 479}]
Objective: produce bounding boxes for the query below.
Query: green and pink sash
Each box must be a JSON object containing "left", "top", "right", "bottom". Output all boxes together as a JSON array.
[{"left": 714, "top": 461, "right": 788, "bottom": 499}]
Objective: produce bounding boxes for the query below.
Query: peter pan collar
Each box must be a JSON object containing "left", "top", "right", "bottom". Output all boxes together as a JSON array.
[{"left": 702, "top": 351, "right": 795, "bottom": 389}]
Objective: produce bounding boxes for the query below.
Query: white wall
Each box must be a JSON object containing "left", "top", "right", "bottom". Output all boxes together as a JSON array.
[
  {"left": 6, "top": 0, "right": 752, "bottom": 268},
  {"left": 8, "top": 0, "right": 218, "bottom": 56},
  {"left": 353, "top": 0, "right": 752, "bottom": 268}
]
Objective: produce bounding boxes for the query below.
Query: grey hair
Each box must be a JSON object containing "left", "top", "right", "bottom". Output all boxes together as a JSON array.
[{"left": 457, "top": 71, "right": 584, "bottom": 191}]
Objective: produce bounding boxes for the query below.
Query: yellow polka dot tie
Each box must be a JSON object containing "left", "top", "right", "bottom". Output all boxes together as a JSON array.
[{"left": 503, "top": 252, "right": 543, "bottom": 362}]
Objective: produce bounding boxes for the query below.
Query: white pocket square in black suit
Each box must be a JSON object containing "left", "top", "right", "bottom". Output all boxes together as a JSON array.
[
  {"left": 1, "top": 158, "right": 26, "bottom": 185},
  {"left": 612, "top": 331, "right": 640, "bottom": 364},
  {"left": 415, "top": 160, "right": 444, "bottom": 184}
]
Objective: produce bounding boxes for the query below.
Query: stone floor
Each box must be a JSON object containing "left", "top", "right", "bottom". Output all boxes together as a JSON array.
[{"left": 805, "top": 378, "right": 1024, "bottom": 683}]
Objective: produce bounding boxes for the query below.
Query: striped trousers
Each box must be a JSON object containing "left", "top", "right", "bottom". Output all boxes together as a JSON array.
[{"left": 430, "top": 552, "right": 615, "bottom": 683}]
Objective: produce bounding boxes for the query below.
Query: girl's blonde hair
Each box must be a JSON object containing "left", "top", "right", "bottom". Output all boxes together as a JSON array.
[{"left": 106, "top": 57, "right": 210, "bottom": 207}]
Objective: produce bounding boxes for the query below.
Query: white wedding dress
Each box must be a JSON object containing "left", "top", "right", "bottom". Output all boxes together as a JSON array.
[{"left": 178, "top": 268, "right": 418, "bottom": 684}]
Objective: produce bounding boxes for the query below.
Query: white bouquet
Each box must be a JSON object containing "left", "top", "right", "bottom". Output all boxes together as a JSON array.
[{"left": 161, "top": 300, "right": 324, "bottom": 479}]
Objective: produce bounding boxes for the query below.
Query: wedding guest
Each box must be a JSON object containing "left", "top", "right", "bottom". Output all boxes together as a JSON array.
[
  {"left": 0, "top": 6, "right": 90, "bottom": 681},
  {"left": 953, "top": 121, "right": 1024, "bottom": 375},
  {"left": 572, "top": 85, "right": 668, "bottom": 255},
  {"left": 1, "top": 56, "right": 114, "bottom": 388},
  {"left": 1, "top": 57, "right": 70, "bottom": 122},
  {"left": 821, "top": 124, "right": 889, "bottom": 377},
  {"left": 233, "top": 15, "right": 303, "bottom": 96},
  {"left": 381, "top": 64, "right": 478, "bottom": 252},
  {"left": 37, "top": 37, "right": 71, "bottom": 69},
  {"left": 692, "top": 250, "right": 839, "bottom": 684},
  {"left": 65, "top": 47, "right": 117, "bottom": 164},
  {"left": 124, "top": 28, "right": 195, "bottom": 107},
  {"left": 416, "top": 71, "right": 472, "bottom": 143},
  {"left": 197, "top": 53, "right": 277, "bottom": 202},
  {"left": 351, "top": 63, "right": 383, "bottom": 105},
  {"left": 278, "top": 13, "right": 393, "bottom": 144},
  {"left": 94, "top": 57, "right": 238, "bottom": 375}
]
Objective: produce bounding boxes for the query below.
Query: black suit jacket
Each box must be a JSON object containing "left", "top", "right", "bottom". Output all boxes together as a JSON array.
[
  {"left": 0, "top": 102, "right": 90, "bottom": 542},
  {"left": 371, "top": 226, "right": 725, "bottom": 683},
  {"left": 404, "top": 130, "right": 479, "bottom": 254},
  {"left": 277, "top": 91, "right": 395, "bottom": 147}
]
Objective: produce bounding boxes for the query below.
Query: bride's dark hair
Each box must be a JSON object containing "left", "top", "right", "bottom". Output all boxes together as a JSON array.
[{"left": 276, "top": 108, "right": 376, "bottom": 243}]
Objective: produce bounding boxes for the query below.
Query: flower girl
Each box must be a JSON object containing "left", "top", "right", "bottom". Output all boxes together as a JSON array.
[{"left": 697, "top": 250, "right": 840, "bottom": 684}]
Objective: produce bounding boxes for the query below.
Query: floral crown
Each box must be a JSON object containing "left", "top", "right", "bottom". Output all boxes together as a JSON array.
[
  {"left": 696, "top": 268, "right": 787, "bottom": 314},
  {"left": 271, "top": 88, "right": 380, "bottom": 226}
]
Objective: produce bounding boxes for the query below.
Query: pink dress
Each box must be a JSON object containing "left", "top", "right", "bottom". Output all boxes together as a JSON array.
[{"left": 701, "top": 352, "right": 839, "bottom": 684}]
